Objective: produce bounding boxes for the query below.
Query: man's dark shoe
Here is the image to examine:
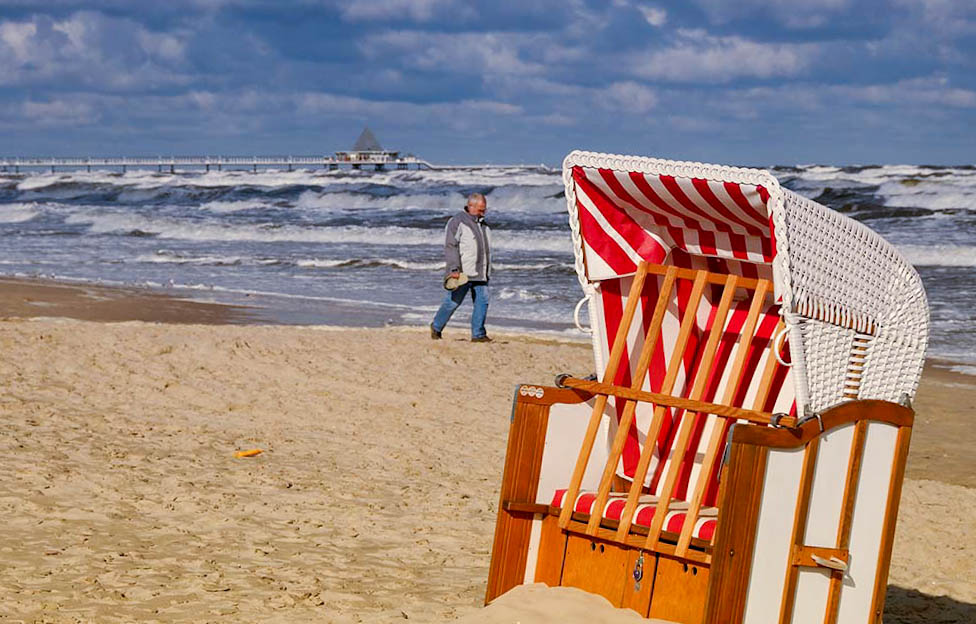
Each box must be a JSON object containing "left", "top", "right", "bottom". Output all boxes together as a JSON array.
[
  {"left": 430, "top": 324, "right": 442, "bottom": 340},
  {"left": 471, "top": 336, "right": 493, "bottom": 343}
]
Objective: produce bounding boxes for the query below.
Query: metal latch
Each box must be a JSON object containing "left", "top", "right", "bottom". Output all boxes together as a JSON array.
[{"left": 633, "top": 552, "right": 644, "bottom": 592}]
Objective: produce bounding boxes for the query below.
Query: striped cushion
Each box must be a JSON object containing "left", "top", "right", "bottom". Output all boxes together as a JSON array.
[{"left": 551, "top": 489, "right": 718, "bottom": 542}]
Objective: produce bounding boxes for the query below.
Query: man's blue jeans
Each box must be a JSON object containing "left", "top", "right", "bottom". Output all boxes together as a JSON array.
[{"left": 432, "top": 281, "right": 489, "bottom": 338}]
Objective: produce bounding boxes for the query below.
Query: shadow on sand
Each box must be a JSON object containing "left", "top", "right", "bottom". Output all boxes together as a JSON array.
[{"left": 885, "top": 586, "right": 975, "bottom": 623}]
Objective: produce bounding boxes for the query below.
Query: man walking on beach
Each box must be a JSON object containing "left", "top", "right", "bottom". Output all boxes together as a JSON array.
[{"left": 430, "top": 193, "right": 492, "bottom": 342}]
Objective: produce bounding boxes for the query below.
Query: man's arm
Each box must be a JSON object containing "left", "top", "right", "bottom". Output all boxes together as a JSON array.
[{"left": 444, "top": 217, "right": 462, "bottom": 276}]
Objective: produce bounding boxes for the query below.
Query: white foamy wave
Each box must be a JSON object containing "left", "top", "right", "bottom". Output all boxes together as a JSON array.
[
  {"left": 200, "top": 199, "right": 266, "bottom": 213},
  {"left": 64, "top": 212, "right": 573, "bottom": 252},
  {"left": 295, "top": 258, "right": 442, "bottom": 270},
  {"left": 10, "top": 165, "right": 562, "bottom": 192},
  {"left": 878, "top": 181, "right": 976, "bottom": 212},
  {"left": 293, "top": 184, "right": 564, "bottom": 215},
  {"left": 789, "top": 164, "right": 976, "bottom": 187},
  {"left": 0, "top": 202, "right": 41, "bottom": 223},
  {"left": 898, "top": 244, "right": 976, "bottom": 267},
  {"left": 294, "top": 190, "right": 457, "bottom": 213},
  {"left": 136, "top": 252, "right": 244, "bottom": 266},
  {"left": 497, "top": 287, "right": 551, "bottom": 302}
]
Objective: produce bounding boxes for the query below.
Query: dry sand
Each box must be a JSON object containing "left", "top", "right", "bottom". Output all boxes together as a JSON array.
[{"left": 0, "top": 280, "right": 973, "bottom": 623}]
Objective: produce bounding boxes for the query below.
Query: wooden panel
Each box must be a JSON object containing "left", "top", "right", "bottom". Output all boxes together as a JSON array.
[
  {"left": 561, "top": 534, "right": 632, "bottom": 607},
  {"left": 620, "top": 549, "right": 655, "bottom": 616},
  {"left": 730, "top": 400, "right": 914, "bottom": 449},
  {"left": 565, "top": 517, "right": 712, "bottom": 564},
  {"left": 534, "top": 515, "right": 568, "bottom": 587},
  {"left": 778, "top": 437, "right": 821, "bottom": 623},
  {"left": 702, "top": 441, "right": 768, "bottom": 624},
  {"left": 648, "top": 555, "right": 710, "bottom": 623},
  {"left": 485, "top": 397, "right": 551, "bottom": 603},
  {"left": 824, "top": 420, "right": 868, "bottom": 624},
  {"left": 868, "top": 425, "right": 912, "bottom": 623}
]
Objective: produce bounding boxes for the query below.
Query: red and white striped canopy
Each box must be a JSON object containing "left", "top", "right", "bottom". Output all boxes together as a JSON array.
[
  {"left": 564, "top": 153, "right": 796, "bottom": 500},
  {"left": 571, "top": 164, "right": 775, "bottom": 282}
]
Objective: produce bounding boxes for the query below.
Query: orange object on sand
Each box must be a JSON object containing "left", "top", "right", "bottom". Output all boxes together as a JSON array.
[{"left": 234, "top": 449, "right": 263, "bottom": 458}]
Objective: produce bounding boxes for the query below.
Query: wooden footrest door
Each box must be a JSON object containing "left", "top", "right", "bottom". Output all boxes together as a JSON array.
[{"left": 560, "top": 534, "right": 653, "bottom": 613}]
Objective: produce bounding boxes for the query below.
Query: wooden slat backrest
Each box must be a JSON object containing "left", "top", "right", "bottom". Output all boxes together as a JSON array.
[
  {"left": 673, "top": 279, "right": 771, "bottom": 556},
  {"left": 559, "top": 262, "right": 789, "bottom": 557}
]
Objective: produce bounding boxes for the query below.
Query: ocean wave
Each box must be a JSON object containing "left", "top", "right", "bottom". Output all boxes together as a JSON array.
[
  {"left": 898, "top": 244, "right": 976, "bottom": 267},
  {"left": 293, "top": 185, "right": 565, "bottom": 215},
  {"left": 877, "top": 181, "right": 976, "bottom": 212},
  {"left": 64, "top": 212, "right": 574, "bottom": 252},
  {"left": 9, "top": 165, "right": 563, "bottom": 194},
  {"left": 199, "top": 199, "right": 267, "bottom": 213},
  {"left": 294, "top": 258, "right": 443, "bottom": 271},
  {"left": 135, "top": 251, "right": 246, "bottom": 266},
  {"left": 0, "top": 202, "right": 41, "bottom": 223},
  {"left": 497, "top": 287, "right": 552, "bottom": 302}
]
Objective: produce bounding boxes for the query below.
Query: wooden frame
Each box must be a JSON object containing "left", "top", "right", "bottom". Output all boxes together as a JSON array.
[
  {"left": 484, "top": 262, "right": 916, "bottom": 623},
  {"left": 487, "top": 390, "right": 913, "bottom": 624}
]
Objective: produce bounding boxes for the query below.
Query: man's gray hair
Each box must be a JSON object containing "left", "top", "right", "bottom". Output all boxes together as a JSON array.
[{"left": 467, "top": 192, "right": 486, "bottom": 205}]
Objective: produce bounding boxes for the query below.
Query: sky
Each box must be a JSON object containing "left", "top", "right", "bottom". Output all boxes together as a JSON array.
[{"left": 0, "top": 0, "right": 974, "bottom": 166}]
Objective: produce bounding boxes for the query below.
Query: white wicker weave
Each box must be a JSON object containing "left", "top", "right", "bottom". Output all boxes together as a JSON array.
[{"left": 562, "top": 151, "right": 929, "bottom": 417}]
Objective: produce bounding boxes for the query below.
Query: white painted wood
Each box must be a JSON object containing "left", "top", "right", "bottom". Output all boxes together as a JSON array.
[
  {"left": 791, "top": 568, "right": 833, "bottom": 624},
  {"left": 524, "top": 514, "right": 544, "bottom": 583},
  {"left": 837, "top": 422, "right": 898, "bottom": 623},
  {"left": 791, "top": 422, "right": 856, "bottom": 623},
  {"left": 536, "top": 400, "right": 611, "bottom": 505},
  {"left": 741, "top": 446, "right": 804, "bottom": 624}
]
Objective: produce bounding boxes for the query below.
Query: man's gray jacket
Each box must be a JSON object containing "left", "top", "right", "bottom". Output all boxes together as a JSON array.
[{"left": 444, "top": 209, "right": 491, "bottom": 282}]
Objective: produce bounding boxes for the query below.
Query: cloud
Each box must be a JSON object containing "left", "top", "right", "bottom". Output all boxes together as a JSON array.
[
  {"left": 336, "top": 0, "right": 475, "bottom": 23},
  {"left": 21, "top": 98, "right": 98, "bottom": 125},
  {"left": 631, "top": 29, "right": 817, "bottom": 82},
  {"left": 361, "top": 31, "right": 551, "bottom": 77},
  {"left": 690, "top": 0, "right": 852, "bottom": 28},
  {"left": 0, "top": 20, "right": 37, "bottom": 62},
  {"left": 0, "top": 11, "right": 193, "bottom": 89},
  {"left": 298, "top": 91, "right": 522, "bottom": 119},
  {"left": 837, "top": 76, "right": 976, "bottom": 108},
  {"left": 603, "top": 81, "right": 658, "bottom": 113},
  {"left": 691, "top": 75, "right": 976, "bottom": 126},
  {"left": 893, "top": 0, "right": 976, "bottom": 37},
  {"left": 638, "top": 5, "right": 667, "bottom": 27}
]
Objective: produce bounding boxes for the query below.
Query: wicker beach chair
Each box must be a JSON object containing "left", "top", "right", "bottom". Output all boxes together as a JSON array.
[{"left": 484, "top": 152, "right": 928, "bottom": 623}]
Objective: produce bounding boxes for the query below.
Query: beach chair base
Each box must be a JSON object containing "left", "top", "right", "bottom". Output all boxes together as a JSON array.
[{"left": 485, "top": 386, "right": 912, "bottom": 624}]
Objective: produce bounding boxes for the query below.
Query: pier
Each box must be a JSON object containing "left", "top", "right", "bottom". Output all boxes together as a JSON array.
[
  {"left": 0, "top": 128, "right": 506, "bottom": 173},
  {"left": 0, "top": 154, "right": 449, "bottom": 173}
]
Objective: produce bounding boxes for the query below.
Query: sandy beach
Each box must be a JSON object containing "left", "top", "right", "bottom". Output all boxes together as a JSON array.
[{"left": 0, "top": 279, "right": 973, "bottom": 623}]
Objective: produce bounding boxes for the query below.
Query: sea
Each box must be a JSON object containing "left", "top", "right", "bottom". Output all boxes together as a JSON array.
[{"left": 0, "top": 164, "right": 973, "bottom": 372}]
